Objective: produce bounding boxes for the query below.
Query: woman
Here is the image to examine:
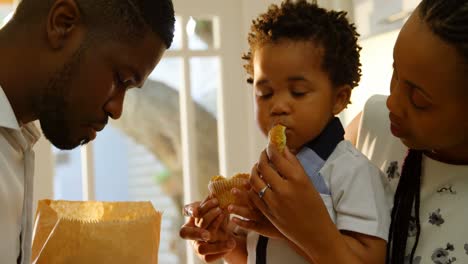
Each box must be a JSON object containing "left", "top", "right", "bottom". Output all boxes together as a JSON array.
[{"left": 346, "top": 1, "right": 468, "bottom": 262}]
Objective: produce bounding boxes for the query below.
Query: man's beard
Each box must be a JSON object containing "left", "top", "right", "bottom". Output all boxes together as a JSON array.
[{"left": 38, "top": 47, "right": 88, "bottom": 150}]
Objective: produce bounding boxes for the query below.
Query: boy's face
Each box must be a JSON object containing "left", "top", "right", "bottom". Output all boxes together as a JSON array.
[{"left": 252, "top": 40, "right": 350, "bottom": 153}]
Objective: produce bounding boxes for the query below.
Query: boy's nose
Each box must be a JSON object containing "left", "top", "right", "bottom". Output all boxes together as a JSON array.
[{"left": 270, "top": 99, "right": 291, "bottom": 116}]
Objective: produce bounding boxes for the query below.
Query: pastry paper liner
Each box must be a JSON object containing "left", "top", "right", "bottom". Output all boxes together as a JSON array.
[{"left": 208, "top": 173, "right": 249, "bottom": 209}]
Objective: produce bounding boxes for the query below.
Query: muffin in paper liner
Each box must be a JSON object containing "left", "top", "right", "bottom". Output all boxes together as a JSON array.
[
  {"left": 208, "top": 173, "right": 249, "bottom": 209},
  {"left": 268, "top": 124, "right": 287, "bottom": 153}
]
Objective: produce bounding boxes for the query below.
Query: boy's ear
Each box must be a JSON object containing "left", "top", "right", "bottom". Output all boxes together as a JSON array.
[
  {"left": 46, "top": 0, "right": 82, "bottom": 50},
  {"left": 332, "top": 85, "right": 352, "bottom": 115}
]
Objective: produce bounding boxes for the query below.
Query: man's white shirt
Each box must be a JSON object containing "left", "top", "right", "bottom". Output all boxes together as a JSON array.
[{"left": 0, "top": 86, "right": 40, "bottom": 264}]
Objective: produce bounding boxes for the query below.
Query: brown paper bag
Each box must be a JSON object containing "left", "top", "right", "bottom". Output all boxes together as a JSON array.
[{"left": 31, "top": 200, "right": 162, "bottom": 264}]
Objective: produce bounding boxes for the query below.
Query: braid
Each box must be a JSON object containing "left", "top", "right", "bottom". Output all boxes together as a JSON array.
[{"left": 386, "top": 149, "right": 422, "bottom": 264}]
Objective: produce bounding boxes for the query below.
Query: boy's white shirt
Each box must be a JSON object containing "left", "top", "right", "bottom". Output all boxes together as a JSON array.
[
  {"left": 246, "top": 140, "right": 391, "bottom": 264},
  {"left": 0, "top": 85, "right": 41, "bottom": 264}
]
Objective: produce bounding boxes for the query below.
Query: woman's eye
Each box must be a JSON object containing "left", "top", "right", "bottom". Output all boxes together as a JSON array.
[{"left": 410, "top": 89, "right": 431, "bottom": 110}]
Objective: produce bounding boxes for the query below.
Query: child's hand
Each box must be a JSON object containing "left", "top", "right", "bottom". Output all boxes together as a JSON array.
[
  {"left": 195, "top": 196, "right": 232, "bottom": 243},
  {"left": 180, "top": 200, "right": 237, "bottom": 263},
  {"left": 227, "top": 184, "right": 284, "bottom": 240}
]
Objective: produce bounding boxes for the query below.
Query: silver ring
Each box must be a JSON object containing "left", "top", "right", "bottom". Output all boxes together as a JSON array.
[
  {"left": 182, "top": 206, "right": 194, "bottom": 217},
  {"left": 258, "top": 184, "right": 271, "bottom": 199}
]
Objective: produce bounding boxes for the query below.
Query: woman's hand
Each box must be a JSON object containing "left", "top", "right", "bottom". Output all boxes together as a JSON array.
[{"left": 248, "top": 146, "right": 332, "bottom": 245}]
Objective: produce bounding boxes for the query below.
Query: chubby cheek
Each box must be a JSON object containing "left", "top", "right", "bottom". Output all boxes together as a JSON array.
[
  {"left": 255, "top": 114, "right": 269, "bottom": 137},
  {"left": 254, "top": 103, "right": 269, "bottom": 136}
]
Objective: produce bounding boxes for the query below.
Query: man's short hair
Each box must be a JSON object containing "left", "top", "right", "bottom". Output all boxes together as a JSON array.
[{"left": 13, "top": 0, "right": 175, "bottom": 48}]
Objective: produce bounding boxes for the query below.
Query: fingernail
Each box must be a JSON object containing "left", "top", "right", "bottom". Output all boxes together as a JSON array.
[
  {"left": 212, "top": 198, "right": 219, "bottom": 205},
  {"left": 227, "top": 239, "right": 236, "bottom": 248},
  {"left": 202, "top": 231, "right": 210, "bottom": 241},
  {"left": 231, "top": 188, "right": 238, "bottom": 194},
  {"left": 228, "top": 205, "right": 234, "bottom": 212}
]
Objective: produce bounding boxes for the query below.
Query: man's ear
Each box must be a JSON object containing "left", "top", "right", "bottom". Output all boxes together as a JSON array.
[
  {"left": 332, "top": 85, "right": 352, "bottom": 115},
  {"left": 46, "top": 0, "right": 81, "bottom": 50}
]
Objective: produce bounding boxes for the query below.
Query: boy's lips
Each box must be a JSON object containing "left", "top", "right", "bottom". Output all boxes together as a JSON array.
[{"left": 270, "top": 120, "right": 289, "bottom": 128}]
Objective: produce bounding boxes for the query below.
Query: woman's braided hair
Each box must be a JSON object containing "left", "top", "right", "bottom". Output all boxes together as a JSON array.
[{"left": 387, "top": 2, "right": 468, "bottom": 263}]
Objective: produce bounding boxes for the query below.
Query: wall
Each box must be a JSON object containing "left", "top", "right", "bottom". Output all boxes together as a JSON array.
[
  {"left": 353, "top": 0, "right": 419, "bottom": 38},
  {"left": 342, "top": 29, "right": 400, "bottom": 125}
]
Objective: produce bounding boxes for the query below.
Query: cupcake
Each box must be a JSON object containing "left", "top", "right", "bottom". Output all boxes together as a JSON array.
[{"left": 208, "top": 173, "right": 249, "bottom": 209}]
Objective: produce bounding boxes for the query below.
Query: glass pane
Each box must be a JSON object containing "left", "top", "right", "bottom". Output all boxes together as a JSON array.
[
  {"left": 190, "top": 56, "right": 220, "bottom": 117},
  {"left": 190, "top": 56, "right": 220, "bottom": 184},
  {"left": 91, "top": 57, "right": 185, "bottom": 262},
  {"left": 0, "top": 3, "right": 14, "bottom": 28},
  {"left": 169, "top": 16, "right": 182, "bottom": 51},
  {"left": 92, "top": 125, "right": 129, "bottom": 201},
  {"left": 186, "top": 17, "right": 217, "bottom": 50},
  {"left": 148, "top": 57, "right": 183, "bottom": 91},
  {"left": 53, "top": 148, "right": 83, "bottom": 200}
]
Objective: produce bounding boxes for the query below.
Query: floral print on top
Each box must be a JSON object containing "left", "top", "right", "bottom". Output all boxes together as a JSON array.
[
  {"left": 431, "top": 243, "right": 457, "bottom": 264},
  {"left": 428, "top": 209, "right": 445, "bottom": 226},
  {"left": 383, "top": 156, "right": 468, "bottom": 264}
]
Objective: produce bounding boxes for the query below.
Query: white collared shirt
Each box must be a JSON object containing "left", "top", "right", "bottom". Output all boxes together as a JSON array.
[{"left": 0, "top": 85, "right": 41, "bottom": 264}]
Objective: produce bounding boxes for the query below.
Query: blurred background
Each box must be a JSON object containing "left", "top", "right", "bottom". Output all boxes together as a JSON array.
[{"left": 1, "top": 0, "right": 420, "bottom": 263}]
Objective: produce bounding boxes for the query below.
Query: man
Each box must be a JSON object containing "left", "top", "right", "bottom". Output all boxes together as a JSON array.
[{"left": 0, "top": 0, "right": 175, "bottom": 263}]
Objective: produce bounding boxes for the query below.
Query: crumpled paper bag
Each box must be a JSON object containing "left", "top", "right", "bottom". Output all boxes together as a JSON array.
[{"left": 31, "top": 199, "right": 162, "bottom": 264}]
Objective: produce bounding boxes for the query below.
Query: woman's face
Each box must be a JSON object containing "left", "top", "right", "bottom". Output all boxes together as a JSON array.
[{"left": 387, "top": 11, "right": 468, "bottom": 157}]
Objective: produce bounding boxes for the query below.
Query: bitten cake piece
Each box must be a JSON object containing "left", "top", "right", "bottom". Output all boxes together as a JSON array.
[
  {"left": 208, "top": 173, "right": 249, "bottom": 209},
  {"left": 268, "top": 124, "right": 287, "bottom": 153}
]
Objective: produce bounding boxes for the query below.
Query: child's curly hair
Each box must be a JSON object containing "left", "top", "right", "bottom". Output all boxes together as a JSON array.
[{"left": 242, "top": 0, "right": 362, "bottom": 90}]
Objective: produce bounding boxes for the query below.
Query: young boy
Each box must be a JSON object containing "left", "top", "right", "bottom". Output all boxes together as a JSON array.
[{"left": 185, "top": 1, "right": 390, "bottom": 263}]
